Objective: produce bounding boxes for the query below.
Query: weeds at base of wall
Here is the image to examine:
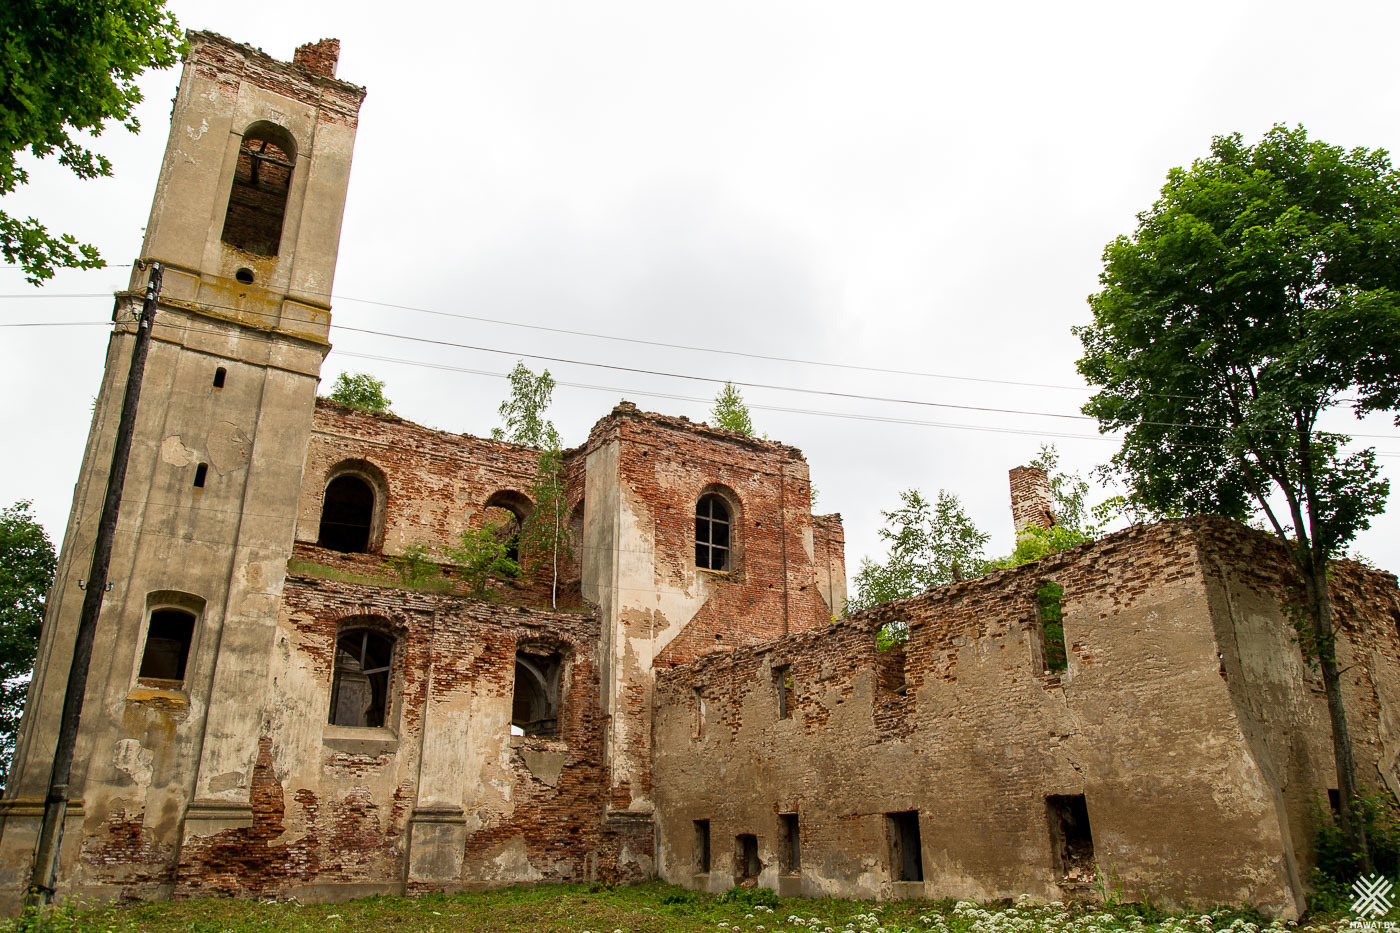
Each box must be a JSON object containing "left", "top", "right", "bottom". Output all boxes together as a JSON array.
[
  {"left": 287, "top": 558, "right": 460, "bottom": 595},
  {"left": 0, "top": 882, "right": 1386, "bottom": 933}
]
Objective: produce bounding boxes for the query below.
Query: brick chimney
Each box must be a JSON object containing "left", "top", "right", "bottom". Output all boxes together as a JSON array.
[
  {"left": 1009, "top": 465, "right": 1057, "bottom": 534},
  {"left": 293, "top": 38, "right": 340, "bottom": 78}
]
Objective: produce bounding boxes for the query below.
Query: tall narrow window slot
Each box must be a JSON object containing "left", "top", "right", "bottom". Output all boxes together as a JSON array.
[
  {"left": 512, "top": 649, "right": 562, "bottom": 737},
  {"left": 1037, "top": 581, "right": 1067, "bottom": 672},
  {"left": 213, "top": 366, "right": 226, "bottom": 388},
  {"left": 318, "top": 474, "right": 375, "bottom": 553},
  {"left": 886, "top": 811, "right": 923, "bottom": 881},
  {"left": 221, "top": 126, "right": 294, "bottom": 256},
  {"left": 138, "top": 609, "right": 196, "bottom": 683},
  {"left": 774, "top": 664, "right": 794, "bottom": 719},
  {"left": 193, "top": 463, "right": 208, "bottom": 488},
  {"left": 693, "top": 686, "right": 706, "bottom": 738},
  {"left": 329, "top": 628, "right": 394, "bottom": 728},
  {"left": 734, "top": 834, "right": 760, "bottom": 882},
  {"left": 1046, "top": 794, "right": 1094, "bottom": 876},
  {"left": 779, "top": 813, "right": 801, "bottom": 874},
  {"left": 696, "top": 494, "right": 731, "bottom": 571},
  {"left": 694, "top": 819, "right": 711, "bottom": 873}
]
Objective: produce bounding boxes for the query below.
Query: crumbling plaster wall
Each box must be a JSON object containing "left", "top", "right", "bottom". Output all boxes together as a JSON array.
[
  {"left": 652, "top": 517, "right": 1400, "bottom": 917},
  {"left": 581, "top": 403, "right": 843, "bottom": 819},
  {"left": 165, "top": 576, "right": 647, "bottom": 899}
]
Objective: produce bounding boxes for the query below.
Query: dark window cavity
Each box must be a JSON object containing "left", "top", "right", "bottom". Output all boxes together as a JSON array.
[
  {"left": 329, "top": 628, "right": 394, "bottom": 728},
  {"left": 694, "top": 820, "right": 711, "bottom": 873},
  {"left": 138, "top": 609, "right": 196, "bottom": 683},
  {"left": 886, "top": 811, "right": 923, "bottom": 881},
  {"left": 1046, "top": 794, "right": 1094, "bottom": 875},
  {"left": 696, "top": 494, "right": 731, "bottom": 571},
  {"left": 193, "top": 463, "right": 208, "bottom": 488},
  {"left": 774, "top": 664, "right": 794, "bottom": 719},
  {"left": 213, "top": 366, "right": 227, "bottom": 388},
  {"left": 734, "top": 833, "right": 760, "bottom": 882},
  {"left": 779, "top": 813, "right": 801, "bottom": 874},
  {"left": 513, "top": 649, "right": 562, "bottom": 737},
  {"left": 221, "top": 128, "right": 294, "bottom": 256},
  {"left": 1038, "top": 581, "right": 1067, "bottom": 672},
  {"left": 318, "top": 474, "right": 375, "bottom": 553}
]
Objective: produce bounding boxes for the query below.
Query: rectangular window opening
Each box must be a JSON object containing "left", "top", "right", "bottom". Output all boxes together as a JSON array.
[
  {"left": 213, "top": 366, "right": 227, "bottom": 388},
  {"left": 1328, "top": 788, "right": 1342, "bottom": 816},
  {"left": 193, "top": 463, "right": 208, "bottom": 488},
  {"left": 774, "top": 664, "right": 794, "bottom": 719},
  {"left": 138, "top": 609, "right": 196, "bottom": 683},
  {"left": 1046, "top": 794, "right": 1094, "bottom": 876},
  {"left": 694, "top": 819, "right": 711, "bottom": 873},
  {"left": 1037, "top": 581, "right": 1067, "bottom": 672},
  {"left": 734, "top": 833, "right": 760, "bottom": 882},
  {"left": 875, "top": 626, "right": 908, "bottom": 698},
  {"left": 886, "top": 810, "right": 923, "bottom": 881},
  {"left": 779, "top": 813, "right": 801, "bottom": 874}
]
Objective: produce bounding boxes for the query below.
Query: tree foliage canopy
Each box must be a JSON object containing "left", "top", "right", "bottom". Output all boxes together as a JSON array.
[
  {"left": 492, "top": 362, "right": 560, "bottom": 449},
  {"left": 327, "top": 372, "right": 391, "bottom": 414},
  {"left": 710, "top": 382, "right": 754, "bottom": 436},
  {"left": 847, "top": 489, "right": 989, "bottom": 614},
  {"left": 1, "top": 0, "right": 185, "bottom": 283},
  {"left": 1075, "top": 125, "right": 1400, "bottom": 553},
  {"left": 0, "top": 500, "right": 56, "bottom": 788}
]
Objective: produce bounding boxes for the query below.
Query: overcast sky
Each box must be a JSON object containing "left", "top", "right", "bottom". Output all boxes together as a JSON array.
[{"left": 5, "top": 0, "right": 1400, "bottom": 581}]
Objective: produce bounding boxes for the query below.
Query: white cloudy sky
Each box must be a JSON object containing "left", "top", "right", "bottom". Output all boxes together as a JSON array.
[{"left": 5, "top": 0, "right": 1400, "bottom": 579}]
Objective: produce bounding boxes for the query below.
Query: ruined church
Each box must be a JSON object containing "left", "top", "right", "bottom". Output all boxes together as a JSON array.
[{"left": 3, "top": 31, "right": 1400, "bottom": 919}]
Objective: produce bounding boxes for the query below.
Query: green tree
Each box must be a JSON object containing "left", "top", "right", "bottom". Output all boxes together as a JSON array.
[
  {"left": 710, "top": 382, "right": 754, "bottom": 436},
  {"left": 984, "top": 445, "right": 1101, "bottom": 570},
  {"left": 2, "top": 0, "right": 185, "bottom": 284},
  {"left": 848, "top": 489, "right": 989, "bottom": 614},
  {"left": 1075, "top": 125, "right": 1400, "bottom": 870},
  {"left": 492, "top": 362, "right": 560, "bottom": 449},
  {"left": 327, "top": 372, "right": 391, "bottom": 414},
  {"left": 0, "top": 501, "right": 56, "bottom": 789},
  {"left": 445, "top": 521, "right": 520, "bottom": 597},
  {"left": 519, "top": 447, "right": 574, "bottom": 609}
]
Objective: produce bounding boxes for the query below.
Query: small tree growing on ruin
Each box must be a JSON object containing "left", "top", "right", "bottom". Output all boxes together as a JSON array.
[
  {"left": 492, "top": 361, "right": 561, "bottom": 449},
  {"left": 327, "top": 371, "right": 391, "bottom": 414},
  {"left": 710, "top": 382, "right": 755, "bottom": 436},
  {"left": 1076, "top": 125, "right": 1400, "bottom": 871},
  {"left": 520, "top": 446, "right": 574, "bottom": 609},
  {"left": 446, "top": 521, "right": 520, "bottom": 597}
]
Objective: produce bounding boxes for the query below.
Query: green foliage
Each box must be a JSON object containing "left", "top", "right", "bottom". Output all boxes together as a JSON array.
[
  {"left": 715, "top": 885, "right": 779, "bottom": 908},
  {"left": 1075, "top": 125, "right": 1400, "bottom": 556},
  {"left": 710, "top": 382, "right": 755, "bottom": 436},
  {"left": 519, "top": 447, "right": 574, "bottom": 608},
  {"left": 848, "top": 489, "right": 990, "bottom": 613},
  {"left": 1314, "top": 791, "right": 1400, "bottom": 883},
  {"left": 1, "top": 0, "right": 185, "bottom": 284},
  {"left": 876, "top": 619, "right": 908, "bottom": 650},
  {"left": 492, "top": 361, "right": 560, "bottom": 449},
  {"left": 0, "top": 501, "right": 55, "bottom": 790},
  {"left": 327, "top": 372, "right": 391, "bottom": 414},
  {"left": 387, "top": 543, "right": 438, "bottom": 585},
  {"left": 1037, "top": 581, "right": 1067, "bottom": 671},
  {"left": 445, "top": 521, "right": 520, "bottom": 597},
  {"left": 286, "top": 558, "right": 456, "bottom": 595},
  {"left": 983, "top": 523, "right": 1095, "bottom": 571}
]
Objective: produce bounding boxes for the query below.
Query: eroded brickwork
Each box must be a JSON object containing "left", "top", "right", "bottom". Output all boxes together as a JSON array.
[{"left": 653, "top": 517, "right": 1400, "bottom": 918}]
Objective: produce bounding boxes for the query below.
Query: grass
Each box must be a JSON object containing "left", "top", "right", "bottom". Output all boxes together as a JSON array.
[
  {"left": 286, "top": 558, "right": 460, "bottom": 595},
  {"left": 0, "top": 881, "right": 1387, "bottom": 933}
]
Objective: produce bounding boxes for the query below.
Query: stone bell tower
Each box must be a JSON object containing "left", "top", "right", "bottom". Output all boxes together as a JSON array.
[{"left": 0, "top": 32, "right": 365, "bottom": 905}]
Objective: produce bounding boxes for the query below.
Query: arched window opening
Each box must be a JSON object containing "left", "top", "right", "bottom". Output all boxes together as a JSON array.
[
  {"left": 319, "top": 474, "right": 375, "bottom": 553},
  {"left": 512, "top": 648, "right": 562, "bottom": 737},
  {"left": 221, "top": 127, "right": 295, "bottom": 256},
  {"left": 213, "top": 366, "right": 226, "bottom": 388},
  {"left": 139, "top": 609, "right": 196, "bottom": 683},
  {"left": 329, "top": 628, "right": 394, "bottom": 728},
  {"left": 484, "top": 490, "right": 533, "bottom": 572},
  {"left": 696, "top": 494, "right": 732, "bottom": 571}
]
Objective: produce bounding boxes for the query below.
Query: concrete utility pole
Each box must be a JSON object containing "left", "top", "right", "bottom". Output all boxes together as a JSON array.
[{"left": 28, "top": 263, "right": 163, "bottom": 906}]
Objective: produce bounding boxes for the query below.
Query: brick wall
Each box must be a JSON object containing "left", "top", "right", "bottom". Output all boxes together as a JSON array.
[{"left": 651, "top": 516, "right": 1400, "bottom": 917}]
